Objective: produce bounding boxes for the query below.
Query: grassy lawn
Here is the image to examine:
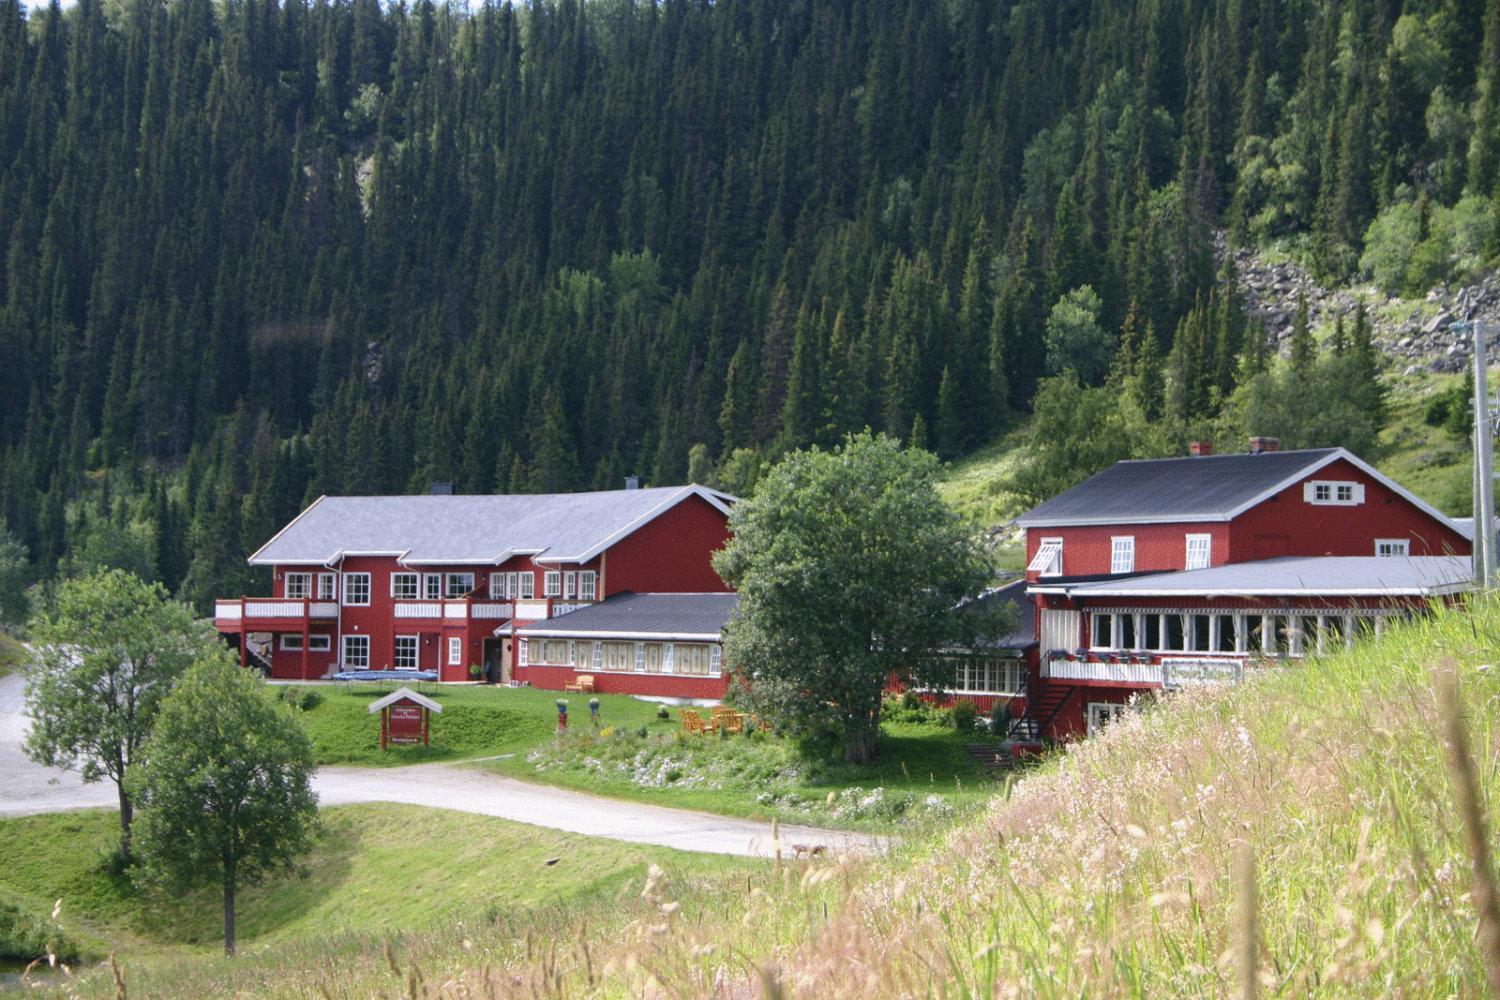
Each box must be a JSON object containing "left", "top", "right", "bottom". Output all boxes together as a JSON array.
[
  {"left": 280, "top": 682, "right": 679, "bottom": 766},
  {"left": 0, "top": 803, "right": 748, "bottom": 973},
  {"left": 0, "top": 633, "right": 26, "bottom": 677},
  {"left": 483, "top": 709, "right": 998, "bottom": 832}
]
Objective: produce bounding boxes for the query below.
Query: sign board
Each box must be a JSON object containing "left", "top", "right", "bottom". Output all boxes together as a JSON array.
[
  {"left": 1162, "top": 658, "right": 1244, "bottom": 690},
  {"left": 368, "top": 686, "right": 442, "bottom": 750},
  {"left": 387, "top": 703, "right": 424, "bottom": 744}
]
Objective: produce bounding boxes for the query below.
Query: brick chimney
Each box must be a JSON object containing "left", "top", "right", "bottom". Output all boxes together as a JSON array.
[
  {"left": 1248, "top": 436, "right": 1280, "bottom": 454},
  {"left": 1189, "top": 441, "right": 1213, "bottom": 457}
]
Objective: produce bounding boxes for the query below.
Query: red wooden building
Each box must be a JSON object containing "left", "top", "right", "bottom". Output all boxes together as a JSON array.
[
  {"left": 214, "top": 483, "right": 738, "bottom": 697},
  {"left": 988, "top": 440, "right": 1473, "bottom": 742}
]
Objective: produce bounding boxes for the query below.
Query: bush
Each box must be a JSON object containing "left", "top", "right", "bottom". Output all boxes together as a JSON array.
[
  {"left": 656, "top": 706, "right": 670, "bottom": 720},
  {"left": 295, "top": 688, "right": 323, "bottom": 711},
  {"left": 950, "top": 700, "right": 979, "bottom": 732},
  {"left": 899, "top": 691, "right": 921, "bottom": 711},
  {"left": 990, "top": 700, "right": 1013, "bottom": 736}
]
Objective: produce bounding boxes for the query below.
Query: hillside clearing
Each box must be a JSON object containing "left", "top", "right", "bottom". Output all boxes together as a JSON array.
[
  {"left": 0, "top": 803, "right": 748, "bottom": 994},
  {"left": 33, "top": 598, "right": 1500, "bottom": 997}
]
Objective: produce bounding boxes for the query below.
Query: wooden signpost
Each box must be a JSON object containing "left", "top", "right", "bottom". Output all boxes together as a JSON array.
[{"left": 368, "top": 687, "right": 443, "bottom": 750}]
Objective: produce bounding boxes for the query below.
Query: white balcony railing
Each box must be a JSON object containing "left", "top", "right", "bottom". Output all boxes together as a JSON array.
[
  {"left": 444, "top": 601, "right": 468, "bottom": 620},
  {"left": 310, "top": 602, "right": 339, "bottom": 617},
  {"left": 215, "top": 601, "right": 242, "bottom": 621},
  {"left": 393, "top": 602, "right": 443, "bottom": 618},
  {"left": 245, "top": 600, "right": 311, "bottom": 618},
  {"left": 551, "top": 601, "right": 592, "bottom": 617},
  {"left": 514, "top": 599, "right": 550, "bottom": 620},
  {"left": 471, "top": 603, "right": 514, "bottom": 620},
  {"left": 1044, "top": 656, "right": 1164, "bottom": 686}
]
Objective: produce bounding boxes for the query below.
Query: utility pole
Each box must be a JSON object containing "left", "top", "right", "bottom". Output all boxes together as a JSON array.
[{"left": 1470, "top": 319, "right": 1496, "bottom": 587}]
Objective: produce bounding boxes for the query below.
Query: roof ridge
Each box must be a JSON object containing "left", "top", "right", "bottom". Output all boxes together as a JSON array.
[{"left": 1112, "top": 447, "right": 1338, "bottom": 464}]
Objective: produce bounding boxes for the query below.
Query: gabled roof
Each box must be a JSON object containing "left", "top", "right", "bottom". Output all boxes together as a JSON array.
[
  {"left": 248, "top": 485, "right": 735, "bottom": 566},
  {"left": 366, "top": 687, "right": 444, "bottom": 713},
  {"left": 959, "top": 579, "right": 1037, "bottom": 650},
  {"left": 1052, "top": 555, "right": 1471, "bottom": 598},
  {"left": 1015, "top": 447, "right": 1454, "bottom": 529},
  {"left": 517, "top": 592, "right": 740, "bottom": 641}
]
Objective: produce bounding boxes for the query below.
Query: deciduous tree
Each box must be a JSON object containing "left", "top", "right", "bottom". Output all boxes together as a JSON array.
[
  {"left": 128, "top": 654, "right": 318, "bottom": 956},
  {"left": 712, "top": 432, "right": 996, "bottom": 764}
]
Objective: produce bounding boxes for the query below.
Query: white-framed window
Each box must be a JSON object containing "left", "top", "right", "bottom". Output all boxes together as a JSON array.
[
  {"left": 601, "top": 641, "right": 632, "bottom": 670},
  {"left": 342, "top": 573, "right": 370, "bottom": 606},
  {"left": 1376, "top": 538, "right": 1410, "bottom": 557},
  {"left": 518, "top": 572, "right": 536, "bottom": 599},
  {"left": 341, "top": 634, "right": 370, "bottom": 668},
  {"left": 580, "top": 571, "right": 597, "bottom": 601},
  {"left": 634, "top": 642, "right": 647, "bottom": 671},
  {"left": 280, "top": 634, "right": 305, "bottom": 651},
  {"left": 391, "top": 573, "right": 420, "bottom": 600},
  {"left": 394, "top": 635, "right": 419, "bottom": 669},
  {"left": 563, "top": 571, "right": 577, "bottom": 599},
  {"left": 445, "top": 573, "right": 475, "bottom": 598},
  {"left": 952, "top": 657, "right": 1026, "bottom": 695},
  {"left": 1028, "top": 538, "right": 1063, "bottom": 577},
  {"left": 591, "top": 641, "right": 604, "bottom": 669},
  {"left": 709, "top": 645, "right": 722, "bottom": 674},
  {"left": 568, "top": 640, "right": 578, "bottom": 666},
  {"left": 489, "top": 572, "right": 505, "bottom": 598},
  {"left": 284, "top": 572, "right": 311, "bottom": 599},
  {"left": 677, "top": 644, "right": 711, "bottom": 675},
  {"left": 1185, "top": 533, "right": 1213, "bottom": 570},
  {"left": 317, "top": 573, "right": 337, "bottom": 600},
  {"left": 308, "top": 634, "right": 331, "bottom": 652},
  {"left": 544, "top": 571, "right": 562, "bottom": 597},
  {"left": 518, "top": 639, "right": 528, "bottom": 666},
  {"left": 540, "top": 639, "right": 569, "bottom": 664},
  {"left": 1304, "top": 480, "right": 1364, "bottom": 506},
  {"left": 423, "top": 573, "right": 443, "bottom": 599},
  {"left": 1110, "top": 536, "right": 1135, "bottom": 574},
  {"left": 447, "top": 636, "right": 462, "bottom": 666},
  {"left": 1086, "top": 702, "right": 1128, "bottom": 737}
]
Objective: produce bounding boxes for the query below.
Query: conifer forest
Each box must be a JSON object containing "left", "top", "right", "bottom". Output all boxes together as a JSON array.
[{"left": 1, "top": 0, "right": 1498, "bottom": 608}]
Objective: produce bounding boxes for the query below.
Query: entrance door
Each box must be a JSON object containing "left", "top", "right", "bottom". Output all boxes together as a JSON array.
[
  {"left": 482, "top": 639, "right": 503, "bottom": 684},
  {"left": 1086, "top": 702, "right": 1128, "bottom": 737}
]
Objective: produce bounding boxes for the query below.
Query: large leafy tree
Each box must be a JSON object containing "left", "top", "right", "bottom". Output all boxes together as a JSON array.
[
  {"left": 713, "top": 432, "right": 997, "bottom": 764},
  {"left": 24, "top": 569, "right": 220, "bottom": 861},
  {"left": 128, "top": 655, "right": 318, "bottom": 956}
]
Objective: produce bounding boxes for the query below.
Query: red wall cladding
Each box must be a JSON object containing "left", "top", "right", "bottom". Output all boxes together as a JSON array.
[
  {"left": 604, "top": 494, "right": 731, "bottom": 595},
  {"left": 1024, "top": 522, "right": 1231, "bottom": 579},
  {"left": 1226, "top": 458, "right": 1469, "bottom": 560}
]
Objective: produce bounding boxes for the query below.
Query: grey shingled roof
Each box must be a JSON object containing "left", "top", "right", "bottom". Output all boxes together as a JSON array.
[
  {"left": 961, "top": 579, "right": 1036, "bottom": 650},
  {"left": 249, "top": 485, "right": 733, "bottom": 565},
  {"left": 1056, "top": 556, "right": 1472, "bottom": 597},
  {"left": 1016, "top": 448, "right": 1342, "bottom": 527},
  {"left": 518, "top": 592, "right": 741, "bottom": 640}
]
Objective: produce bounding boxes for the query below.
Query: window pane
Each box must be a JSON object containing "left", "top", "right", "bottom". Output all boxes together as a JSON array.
[
  {"left": 1192, "top": 615, "right": 1211, "bottom": 652},
  {"left": 1165, "top": 615, "right": 1185, "bottom": 651},
  {"left": 1119, "top": 614, "right": 1137, "bottom": 649},
  {"left": 1144, "top": 614, "right": 1162, "bottom": 650},
  {"left": 1091, "top": 614, "right": 1112, "bottom": 647}
]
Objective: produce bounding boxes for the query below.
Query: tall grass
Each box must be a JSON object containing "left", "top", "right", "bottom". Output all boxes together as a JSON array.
[{"left": 34, "top": 597, "right": 1500, "bottom": 997}]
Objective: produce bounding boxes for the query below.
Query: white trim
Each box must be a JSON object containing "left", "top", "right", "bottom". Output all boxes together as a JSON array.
[
  {"left": 1184, "top": 533, "right": 1212, "bottom": 570},
  {"left": 1110, "top": 536, "right": 1135, "bottom": 575},
  {"left": 544, "top": 571, "right": 562, "bottom": 597},
  {"left": 1064, "top": 582, "right": 1466, "bottom": 597},
  {"left": 391, "top": 572, "right": 420, "bottom": 600},
  {"left": 284, "top": 572, "right": 312, "bottom": 599},
  {"left": 280, "top": 634, "right": 304, "bottom": 651},
  {"left": 517, "top": 628, "right": 724, "bottom": 642},
  {"left": 1304, "top": 479, "right": 1365, "bottom": 506},
  {"left": 341, "top": 572, "right": 371, "bottom": 606},
  {"left": 317, "top": 573, "right": 338, "bottom": 600},
  {"left": 1376, "top": 538, "right": 1411, "bottom": 557},
  {"left": 1028, "top": 538, "right": 1064, "bottom": 576},
  {"left": 536, "top": 486, "right": 735, "bottom": 564},
  {"left": 1086, "top": 702, "right": 1129, "bottom": 737},
  {"left": 366, "top": 686, "right": 443, "bottom": 714},
  {"left": 447, "top": 636, "right": 463, "bottom": 667},
  {"left": 393, "top": 634, "right": 419, "bottom": 669},
  {"left": 341, "top": 633, "right": 370, "bottom": 668}
]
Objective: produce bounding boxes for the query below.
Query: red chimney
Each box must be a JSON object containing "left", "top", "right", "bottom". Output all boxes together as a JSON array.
[
  {"left": 1189, "top": 441, "right": 1213, "bottom": 457},
  {"left": 1249, "top": 436, "right": 1280, "bottom": 454}
]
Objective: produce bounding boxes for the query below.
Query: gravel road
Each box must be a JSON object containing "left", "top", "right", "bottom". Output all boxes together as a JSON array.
[{"left": 0, "top": 671, "right": 880, "bottom": 858}]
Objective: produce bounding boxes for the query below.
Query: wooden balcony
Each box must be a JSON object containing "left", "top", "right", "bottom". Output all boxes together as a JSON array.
[{"left": 214, "top": 598, "right": 339, "bottom": 632}]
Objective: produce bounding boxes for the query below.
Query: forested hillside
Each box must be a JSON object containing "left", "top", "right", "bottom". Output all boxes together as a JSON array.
[{"left": 1, "top": 0, "right": 1497, "bottom": 609}]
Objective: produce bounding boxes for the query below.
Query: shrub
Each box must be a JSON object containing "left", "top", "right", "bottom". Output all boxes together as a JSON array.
[
  {"left": 990, "top": 700, "right": 1013, "bottom": 735},
  {"left": 950, "top": 699, "right": 979, "bottom": 732},
  {"left": 656, "top": 706, "right": 670, "bottom": 720},
  {"left": 295, "top": 688, "right": 323, "bottom": 711}
]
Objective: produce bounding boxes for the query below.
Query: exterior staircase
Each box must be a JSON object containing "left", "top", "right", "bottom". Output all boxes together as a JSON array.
[{"left": 1005, "top": 682, "right": 1075, "bottom": 743}]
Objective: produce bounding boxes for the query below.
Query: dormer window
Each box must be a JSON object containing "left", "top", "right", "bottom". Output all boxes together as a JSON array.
[
  {"left": 1028, "top": 538, "right": 1063, "bottom": 577},
  {"left": 1375, "top": 538, "right": 1410, "bottom": 557},
  {"left": 1305, "top": 480, "right": 1364, "bottom": 506},
  {"left": 1110, "top": 536, "right": 1135, "bottom": 574}
]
